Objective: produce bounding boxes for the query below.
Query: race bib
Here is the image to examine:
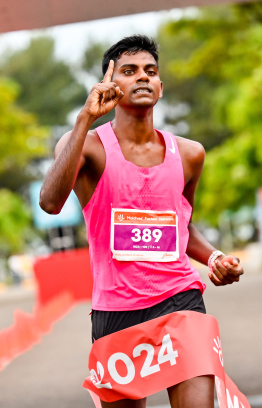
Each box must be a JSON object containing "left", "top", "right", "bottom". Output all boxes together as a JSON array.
[{"left": 110, "top": 209, "right": 179, "bottom": 262}]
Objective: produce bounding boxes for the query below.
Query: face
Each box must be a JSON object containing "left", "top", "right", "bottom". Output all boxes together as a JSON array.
[{"left": 112, "top": 51, "right": 163, "bottom": 108}]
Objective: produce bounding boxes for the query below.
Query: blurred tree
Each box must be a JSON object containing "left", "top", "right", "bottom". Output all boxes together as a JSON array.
[
  {"left": 0, "top": 189, "right": 32, "bottom": 256},
  {"left": 157, "top": 3, "right": 262, "bottom": 223},
  {"left": 195, "top": 132, "right": 262, "bottom": 225},
  {"left": 0, "top": 78, "right": 49, "bottom": 254},
  {"left": 157, "top": 4, "right": 262, "bottom": 150},
  {"left": 82, "top": 41, "right": 108, "bottom": 81},
  {"left": 195, "top": 58, "right": 262, "bottom": 224},
  {"left": 0, "top": 78, "right": 48, "bottom": 177},
  {"left": 0, "top": 37, "right": 87, "bottom": 126}
]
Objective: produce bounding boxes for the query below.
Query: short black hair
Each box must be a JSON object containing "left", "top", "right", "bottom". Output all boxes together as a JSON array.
[{"left": 102, "top": 35, "right": 159, "bottom": 75}]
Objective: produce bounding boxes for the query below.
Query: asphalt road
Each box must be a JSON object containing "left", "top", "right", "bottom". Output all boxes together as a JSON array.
[{"left": 0, "top": 270, "right": 261, "bottom": 408}]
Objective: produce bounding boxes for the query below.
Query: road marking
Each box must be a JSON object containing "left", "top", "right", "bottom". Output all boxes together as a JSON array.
[{"left": 149, "top": 395, "right": 262, "bottom": 408}]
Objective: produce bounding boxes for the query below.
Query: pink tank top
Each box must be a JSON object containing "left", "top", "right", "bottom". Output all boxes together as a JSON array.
[{"left": 83, "top": 122, "right": 206, "bottom": 311}]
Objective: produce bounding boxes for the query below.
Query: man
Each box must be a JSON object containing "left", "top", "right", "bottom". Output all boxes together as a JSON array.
[{"left": 40, "top": 35, "right": 243, "bottom": 408}]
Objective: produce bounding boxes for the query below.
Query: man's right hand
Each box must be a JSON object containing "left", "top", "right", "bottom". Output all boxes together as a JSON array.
[
  {"left": 40, "top": 61, "right": 123, "bottom": 215},
  {"left": 83, "top": 60, "right": 124, "bottom": 120}
]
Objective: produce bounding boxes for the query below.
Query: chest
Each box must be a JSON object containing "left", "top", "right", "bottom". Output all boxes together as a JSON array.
[{"left": 119, "top": 140, "right": 166, "bottom": 168}]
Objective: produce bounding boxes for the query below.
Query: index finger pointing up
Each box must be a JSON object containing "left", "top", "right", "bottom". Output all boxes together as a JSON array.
[{"left": 103, "top": 60, "right": 114, "bottom": 83}]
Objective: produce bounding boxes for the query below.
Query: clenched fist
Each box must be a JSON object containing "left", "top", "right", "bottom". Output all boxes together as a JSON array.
[{"left": 208, "top": 255, "right": 244, "bottom": 286}]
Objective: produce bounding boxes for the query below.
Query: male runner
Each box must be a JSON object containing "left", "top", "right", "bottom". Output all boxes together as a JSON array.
[{"left": 40, "top": 35, "right": 243, "bottom": 408}]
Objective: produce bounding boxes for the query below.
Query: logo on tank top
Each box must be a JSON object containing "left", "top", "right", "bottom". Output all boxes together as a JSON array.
[{"left": 169, "top": 135, "right": 176, "bottom": 154}]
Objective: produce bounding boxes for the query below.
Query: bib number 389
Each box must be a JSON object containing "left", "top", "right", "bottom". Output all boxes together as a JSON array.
[
  {"left": 131, "top": 228, "right": 162, "bottom": 243},
  {"left": 91, "top": 334, "right": 178, "bottom": 389}
]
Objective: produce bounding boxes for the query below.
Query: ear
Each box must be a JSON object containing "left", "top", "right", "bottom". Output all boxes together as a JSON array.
[{"left": 159, "top": 81, "right": 163, "bottom": 98}]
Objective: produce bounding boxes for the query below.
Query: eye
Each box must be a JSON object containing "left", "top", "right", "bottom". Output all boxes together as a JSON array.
[
  {"left": 147, "top": 70, "right": 156, "bottom": 76},
  {"left": 124, "top": 69, "right": 134, "bottom": 75}
]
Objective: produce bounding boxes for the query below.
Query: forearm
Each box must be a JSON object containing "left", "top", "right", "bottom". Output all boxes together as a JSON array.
[
  {"left": 186, "top": 222, "right": 217, "bottom": 266},
  {"left": 39, "top": 112, "right": 95, "bottom": 214},
  {"left": 40, "top": 60, "right": 123, "bottom": 214}
]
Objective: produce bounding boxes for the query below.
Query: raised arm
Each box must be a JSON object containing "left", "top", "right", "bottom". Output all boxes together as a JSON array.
[
  {"left": 179, "top": 138, "right": 243, "bottom": 286},
  {"left": 39, "top": 60, "right": 123, "bottom": 214}
]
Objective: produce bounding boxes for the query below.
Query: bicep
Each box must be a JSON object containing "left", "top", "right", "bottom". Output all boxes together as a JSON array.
[
  {"left": 54, "top": 131, "right": 86, "bottom": 169},
  {"left": 182, "top": 144, "right": 205, "bottom": 209}
]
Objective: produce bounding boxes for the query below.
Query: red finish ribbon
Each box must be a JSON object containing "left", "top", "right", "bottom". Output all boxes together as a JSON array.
[{"left": 83, "top": 311, "right": 250, "bottom": 408}]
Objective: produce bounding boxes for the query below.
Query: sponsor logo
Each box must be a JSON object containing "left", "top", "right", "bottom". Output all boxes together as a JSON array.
[
  {"left": 127, "top": 216, "right": 143, "bottom": 221},
  {"left": 117, "top": 214, "right": 125, "bottom": 222},
  {"left": 161, "top": 253, "right": 174, "bottom": 259}
]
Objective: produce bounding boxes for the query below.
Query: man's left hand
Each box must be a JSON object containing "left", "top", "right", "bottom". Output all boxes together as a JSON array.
[{"left": 208, "top": 255, "right": 244, "bottom": 286}]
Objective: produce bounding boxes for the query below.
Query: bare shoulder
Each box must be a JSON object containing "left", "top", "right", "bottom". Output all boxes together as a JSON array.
[
  {"left": 82, "top": 129, "right": 104, "bottom": 154},
  {"left": 54, "top": 128, "right": 104, "bottom": 159},
  {"left": 175, "top": 135, "right": 205, "bottom": 168}
]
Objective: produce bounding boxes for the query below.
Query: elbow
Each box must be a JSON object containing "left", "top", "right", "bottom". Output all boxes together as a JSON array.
[{"left": 39, "top": 190, "right": 61, "bottom": 215}]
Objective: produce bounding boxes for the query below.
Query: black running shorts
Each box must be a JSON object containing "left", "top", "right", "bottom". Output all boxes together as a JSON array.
[{"left": 91, "top": 289, "right": 206, "bottom": 342}]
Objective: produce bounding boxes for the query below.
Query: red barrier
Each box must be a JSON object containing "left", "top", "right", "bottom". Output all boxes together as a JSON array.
[
  {"left": 0, "top": 292, "right": 74, "bottom": 370},
  {"left": 0, "top": 248, "right": 93, "bottom": 370},
  {"left": 33, "top": 248, "right": 93, "bottom": 305}
]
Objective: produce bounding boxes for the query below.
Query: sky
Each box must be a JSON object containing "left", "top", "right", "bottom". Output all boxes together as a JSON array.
[{"left": 0, "top": 7, "right": 198, "bottom": 63}]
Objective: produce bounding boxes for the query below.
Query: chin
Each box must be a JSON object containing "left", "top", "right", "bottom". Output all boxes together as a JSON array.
[{"left": 132, "top": 98, "right": 155, "bottom": 107}]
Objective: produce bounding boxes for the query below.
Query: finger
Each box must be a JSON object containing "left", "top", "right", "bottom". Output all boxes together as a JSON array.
[
  {"left": 101, "top": 86, "right": 118, "bottom": 105},
  {"left": 211, "top": 265, "right": 227, "bottom": 282},
  {"left": 213, "top": 261, "right": 234, "bottom": 283},
  {"left": 101, "top": 86, "right": 124, "bottom": 107},
  {"left": 215, "top": 261, "right": 242, "bottom": 284},
  {"left": 210, "top": 271, "right": 222, "bottom": 283},
  {"left": 103, "top": 60, "right": 114, "bottom": 84},
  {"left": 221, "top": 261, "right": 244, "bottom": 277},
  {"left": 223, "top": 257, "right": 239, "bottom": 267},
  {"left": 224, "top": 256, "right": 240, "bottom": 266},
  {"left": 93, "top": 83, "right": 117, "bottom": 94},
  {"left": 208, "top": 273, "right": 225, "bottom": 286},
  {"left": 115, "top": 86, "right": 124, "bottom": 99}
]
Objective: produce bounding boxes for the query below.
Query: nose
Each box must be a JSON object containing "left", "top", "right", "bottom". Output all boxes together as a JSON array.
[{"left": 136, "top": 69, "right": 149, "bottom": 82}]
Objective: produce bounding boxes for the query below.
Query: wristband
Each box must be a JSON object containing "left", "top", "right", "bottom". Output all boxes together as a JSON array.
[{"left": 208, "top": 250, "right": 225, "bottom": 273}]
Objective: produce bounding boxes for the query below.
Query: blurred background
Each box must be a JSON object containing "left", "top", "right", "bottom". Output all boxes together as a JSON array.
[{"left": 0, "top": 1, "right": 262, "bottom": 407}]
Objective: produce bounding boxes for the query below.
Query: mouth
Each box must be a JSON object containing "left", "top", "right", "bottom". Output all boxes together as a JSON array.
[{"left": 133, "top": 87, "right": 152, "bottom": 94}]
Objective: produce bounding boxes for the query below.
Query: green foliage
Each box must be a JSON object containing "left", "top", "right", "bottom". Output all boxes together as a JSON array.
[
  {"left": 0, "top": 78, "right": 48, "bottom": 176},
  {"left": 157, "top": 4, "right": 262, "bottom": 223},
  {"left": 0, "top": 37, "right": 87, "bottom": 125},
  {"left": 157, "top": 4, "right": 262, "bottom": 150},
  {"left": 0, "top": 189, "right": 32, "bottom": 256},
  {"left": 82, "top": 41, "right": 108, "bottom": 81},
  {"left": 195, "top": 132, "right": 262, "bottom": 225},
  {"left": 0, "top": 78, "right": 49, "bottom": 255}
]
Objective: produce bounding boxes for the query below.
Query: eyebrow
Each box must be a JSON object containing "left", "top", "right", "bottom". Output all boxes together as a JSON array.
[{"left": 119, "top": 63, "right": 158, "bottom": 70}]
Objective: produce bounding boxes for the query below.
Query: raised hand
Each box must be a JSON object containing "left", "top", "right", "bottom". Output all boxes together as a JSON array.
[
  {"left": 208, "top": 255, "right": 244, "bottom": 286},
  {"left": 83, "top": 60, "right": 124, "bottom": 120}
]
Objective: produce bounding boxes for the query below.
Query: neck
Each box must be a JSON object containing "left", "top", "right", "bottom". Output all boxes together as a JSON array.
[{"left": 112, "top": 106, "right": 155, "bottom": 144}]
